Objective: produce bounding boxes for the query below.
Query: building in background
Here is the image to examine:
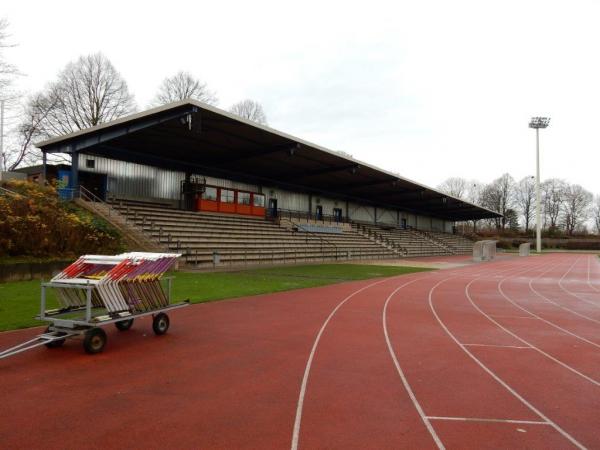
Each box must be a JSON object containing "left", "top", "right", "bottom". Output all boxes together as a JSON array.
[{"left": 35, "top": 100, "right": 499, "bottom": 231}]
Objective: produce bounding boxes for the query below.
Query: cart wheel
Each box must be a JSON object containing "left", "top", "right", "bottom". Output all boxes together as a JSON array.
[
  {"left": 44, "top": 327, "right": 66, "bottom": 349},
  {"left": 115, "top": 319, "right": 134, "bottom": 331},
  {"left": 83, "top": 328, "right": 107, "bottom": 354},
  {"left": 152, "top": 313, "right": 170, "bottom": 335}
]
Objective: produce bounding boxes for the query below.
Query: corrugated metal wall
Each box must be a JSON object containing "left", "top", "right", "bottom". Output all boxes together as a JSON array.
[
  {"left": 205, "top": 176, "right": 259, "bottom": 192},
  {"left": 264, "top": 186, "right": 310, "bottom": 212},
  {"left": 376, "top": 208, "right": 397, "bottom": 225},
  {"left": 79, "top": 154, "right": 456, "bottom": 231},
  {"left": 314, "top": 195, "right": 343, "bottom": 215},
  {"left": 402, "top": 212, "right": 417, "bottom": 228},
  {"left": 79, "top": 154, "right": 185, "bottom": 200},
  {"left": 431, "top": 218, "right": 444, "bottom": 232},
  {"left": 417, "top": 215, "right": 433, "bottom": 230},
  {"left": 79, "top": 154, "right": 262, "bottom": 200},
  {"left": 348, "top": 202, "right": 375, "bottom": 222}
]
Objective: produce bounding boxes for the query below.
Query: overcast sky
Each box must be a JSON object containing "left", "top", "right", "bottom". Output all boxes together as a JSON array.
[{"left": 3, "top": 0, "right": 600, "bottom": 194}]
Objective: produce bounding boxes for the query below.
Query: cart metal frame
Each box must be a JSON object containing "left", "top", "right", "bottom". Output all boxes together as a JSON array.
[{"left": 0, "top": 277, "right": 189, "bottom": 360}]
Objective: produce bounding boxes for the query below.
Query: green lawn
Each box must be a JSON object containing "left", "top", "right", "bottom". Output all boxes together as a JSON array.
[{"left": 0, "top": 264, "right": 429, "bottom": 332}]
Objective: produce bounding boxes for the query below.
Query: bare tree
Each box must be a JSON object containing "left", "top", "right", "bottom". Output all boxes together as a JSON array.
[
  {"left": 5, "top": 93, "right": 61, "bottom": 170},
  {"left": 479, "top": 173, "right": 515, "bottom": 230},
  {"left": 33, "top": 53, "right": 136, "bottom": 137},
  {"left": 0, "top": 19, "right": 21, "bottom": 172},
  {"left": 593, "top": 196, "right": 600, "bottom": 235},
  {"left": 437, "top": 177, "right": 468, "bottom": 199},
  {"left": 229, "top": 99, "right": 268, "bottom": 125},
  {"left": 542, "top": 178, "right": 566, "bottom": 231},
  {"left": 562, "top": 184, "right": 592, "bottom": 235},
  {"left": 465, "top": 180, "right": 484, "bottom": 205},
  {"left": 3, "top": 53, "right": 135, "bottom": 170},
  {"left": 152, "top": 71, "right": 217, "bottom": 106},
  {"left": 0, "top": 19, "right": 17, "bottom": 98},
  {"left": 515, "top": 176, "right": 536, "bottom": 232}
]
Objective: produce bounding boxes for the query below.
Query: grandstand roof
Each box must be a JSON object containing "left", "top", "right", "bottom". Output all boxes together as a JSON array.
[{"left": 37, "top": 99, "right": 501, "bottom": 221}]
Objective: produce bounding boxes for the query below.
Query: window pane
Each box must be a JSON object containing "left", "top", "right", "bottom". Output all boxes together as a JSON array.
[
  {"left": 221, "top": 189, "right": 234, "bottom": 203},
  {"left": 253, "top": 194, "right": 265, "bottom": 207},
  {"left": 238, "top": 192, "right": 251, "bottom": 205},
  {"left": 203, "top": 187, "right": 217, "bottom": 200}
]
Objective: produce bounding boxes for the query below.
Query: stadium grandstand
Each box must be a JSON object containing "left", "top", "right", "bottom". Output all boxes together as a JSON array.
[{"left": 35, "top": 99, "right": 500, "bottom": 267}]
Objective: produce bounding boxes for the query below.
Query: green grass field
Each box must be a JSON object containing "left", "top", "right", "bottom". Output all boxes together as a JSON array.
[{"left": 0, "top": 264, "right": 429, "bottom": 332}]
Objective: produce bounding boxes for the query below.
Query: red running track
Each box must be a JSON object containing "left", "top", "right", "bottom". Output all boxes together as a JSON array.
[{"left": 1, "top": 253, "right": 599, "bottom": 449}]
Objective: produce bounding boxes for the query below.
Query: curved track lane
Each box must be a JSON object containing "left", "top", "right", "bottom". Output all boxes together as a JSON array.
[{"left": 1, "top": 253, "right": 598, "bottom": 449}]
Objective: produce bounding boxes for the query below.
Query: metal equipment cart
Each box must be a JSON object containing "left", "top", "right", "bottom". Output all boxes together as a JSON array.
[{"left": 0, "top": 252, "right": 189, "bottom": 359}]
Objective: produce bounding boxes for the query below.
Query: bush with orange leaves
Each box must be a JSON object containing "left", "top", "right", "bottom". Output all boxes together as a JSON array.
[{"left": 0, "top": 180, "right": 124, "bottom": 257}]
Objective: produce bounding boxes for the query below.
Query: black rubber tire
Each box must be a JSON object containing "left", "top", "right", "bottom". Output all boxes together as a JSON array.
[
  {"left": 115, "top": 319, "right": 134, "bottom": 331},
  {"left": 83, "top": 328, "right": 107, "bottom": 354},
  {"left": 44, "top": 327, "right": 66, "bottom": 349},
  {"left": 152, "top": 313, "right": 170, "bottom": 335}
]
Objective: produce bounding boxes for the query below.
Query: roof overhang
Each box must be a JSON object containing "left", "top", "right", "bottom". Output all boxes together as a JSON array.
[{"left": 37, "top": 99, "right": 501, "bottom": 221}]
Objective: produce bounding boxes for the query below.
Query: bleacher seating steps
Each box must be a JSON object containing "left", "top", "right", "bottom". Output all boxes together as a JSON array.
[{"left": 109, "top": 200, "right": 473, "bottom": 268}]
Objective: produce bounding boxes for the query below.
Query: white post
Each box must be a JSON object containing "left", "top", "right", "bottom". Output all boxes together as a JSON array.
[
  {"left": 535, "top": 127, "right": 541, "bottom": 253},
  {"left": 0, "top": 99, "right": 4, "bottom": 174}
]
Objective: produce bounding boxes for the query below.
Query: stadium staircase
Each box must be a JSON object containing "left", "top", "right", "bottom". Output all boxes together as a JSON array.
[
  {"left": 105, "top": 200, "right": 400, "bottom": 268},
  {"left": 419, "top": 230, "right": 474, "bottom": 254},
  {"left": 351, "top": 223, "right": 473, "bottom": 256},
  {"left": 74, "top": 188, "right": 163, "bottom": 252}
]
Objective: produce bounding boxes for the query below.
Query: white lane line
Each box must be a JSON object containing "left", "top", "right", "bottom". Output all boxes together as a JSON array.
[
  {"left": 425, "top": 416, "right": 550, "bottom": 425},
  {"left": 290, "top": 268, "right": 456, "bottom": 450},
  {"left": 290, "top": 260, "right": 519, "bottom": 450},
  {"left": 470, "top": 277, "right": 600, "bottom": 386},
  {"left": 378, "top": 261, "right": 534, "bottom": 450},
  {"left": 586, "top": 255, "right": 600, "bottom": 294},
  {"left": 463, "top": 343, "right": 532, "bottom": 349},
  {"left": 429, "top": 276, "right": 587, "bottom": 450},
  {"left": 527, "top": 260, "right": 600, "bottom": 326},
  {"left": 383, "top": 278, "right": 446, "bottom": 450},
  {"left": 291, "top": 259, "right": 540, "bottom": 450},
  {"left": 499, "top": 267, "right": 600, "bottom": 349},
  {"left": 290, "top": 276, "right": 393, "bottom": 450},
  {"left": 557, "top": 256, "right": 600, "bottom": 309},
  {"left": 489, "top": 315, "right": 536, "bottom": 320}
]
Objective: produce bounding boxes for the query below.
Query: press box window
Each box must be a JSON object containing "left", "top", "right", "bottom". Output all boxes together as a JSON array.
[
  {"left": 221, "top": 189, "right": 234, "bottom": 203},
  {"left": 238, "top": 192, "right": 251, "bottom": 205},
  {"left": 203, "top": 187, "right": 218, "bottom": 201},
  {"left": 86, "top": 159, "right": 95, "bottom": 169},
  {"left": 253, "top": 194, "right": 265, "bottom": 207}
]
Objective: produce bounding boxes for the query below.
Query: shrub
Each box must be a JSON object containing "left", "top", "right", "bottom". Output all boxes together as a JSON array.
[
  {"left": 0, "top": 180, "right": 124, "bottom": 257},
  {"left": 496, "top": 240, "right": 512, "bottom": 250},
  {"left": 564, "top": 241, "right": 600, "bottom": 250}
]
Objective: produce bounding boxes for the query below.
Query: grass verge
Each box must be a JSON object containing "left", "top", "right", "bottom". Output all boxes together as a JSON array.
[{"left": 0, "top": 263, "right": 430, "bottom": 332}]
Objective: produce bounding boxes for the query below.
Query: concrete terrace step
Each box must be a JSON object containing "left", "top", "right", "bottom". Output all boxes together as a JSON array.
[{"left": 111, "top": 200, "right": 403, "bottom": 266}]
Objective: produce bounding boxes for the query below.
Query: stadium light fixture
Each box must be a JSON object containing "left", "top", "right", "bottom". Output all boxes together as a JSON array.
[
  {"left": 528, "top": 117, "right": 550, "bottom": 129},
  {"left": 529, "top": 116, "right": 550, "bottom": 253}
]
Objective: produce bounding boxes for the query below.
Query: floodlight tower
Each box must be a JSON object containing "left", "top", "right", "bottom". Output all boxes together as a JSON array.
[{"left": 529, "top": 116, "right": 550, "bottom": 253}]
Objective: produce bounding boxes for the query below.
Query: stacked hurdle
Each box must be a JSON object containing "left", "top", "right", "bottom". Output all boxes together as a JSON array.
[{"left": 51, "top": 252, "right": 181, "bottom": 314}]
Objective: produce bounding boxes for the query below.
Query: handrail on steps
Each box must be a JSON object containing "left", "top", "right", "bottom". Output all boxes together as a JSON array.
[
  {"left": 293, "top": 222, "right": 340, "bottom": 260},
  {"left": 0, "top": 185, "right": 23, "bottom": 198},
  {"left": 77, "top": 185, "right": 160, "bottom": 249}
]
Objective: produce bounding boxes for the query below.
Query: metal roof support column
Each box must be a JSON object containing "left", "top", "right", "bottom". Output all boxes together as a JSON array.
[
  {"left": 374, "top": 206, "right": 377, "bottom": 224},
  {"left": 70, "top": 148, "right": 79, "bottom": 191},
  {"left": 345, "top": 200, "right": 349, "bottom": 221},
  {"left": 42, "top": 151, "right": 47, "bottom": 183}
]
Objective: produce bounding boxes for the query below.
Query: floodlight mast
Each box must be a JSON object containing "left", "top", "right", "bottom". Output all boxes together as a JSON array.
[{"left": 529, "top": 116, "right": 550, "bottom": 253}]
